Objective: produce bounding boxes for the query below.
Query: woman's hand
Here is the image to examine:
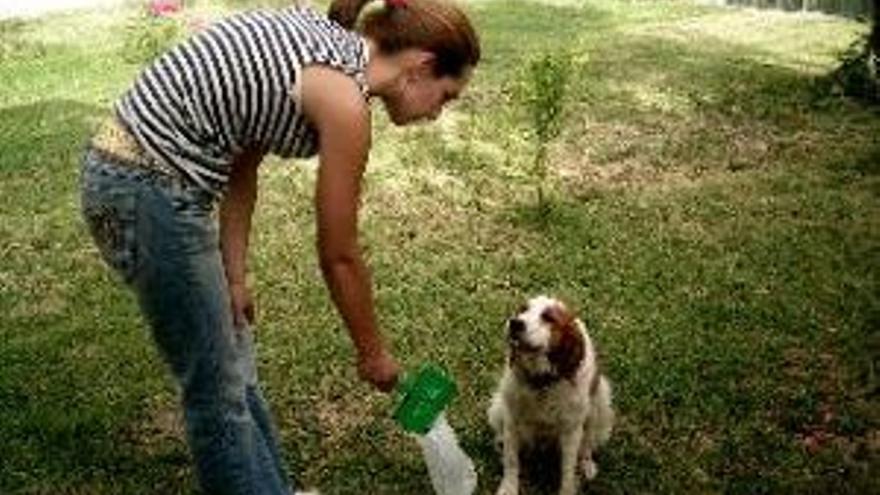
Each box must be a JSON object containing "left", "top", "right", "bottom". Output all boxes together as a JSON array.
[
  {"left": 358, "top": 349, "right": 401, "bottom": 393},
  {"left": 219, "top": 147, "right": 263, "bottom": 332},
  {"left": 229, "top": 281, "right": 256, "bottom": 329}
]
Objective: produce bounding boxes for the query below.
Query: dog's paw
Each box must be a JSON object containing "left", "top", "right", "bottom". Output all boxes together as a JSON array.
[
  {"left": 559, "top": 473, "right": 581, "bottom": 495},
  {"left": 496, "top": 477, "right": 519, "bottom": 495},
  {"left": 581, "top": 458, "right": 598, "bottom": 481}
]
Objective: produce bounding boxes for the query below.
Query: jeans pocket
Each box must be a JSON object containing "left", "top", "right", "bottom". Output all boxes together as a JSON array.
[
  {"left": 81, "top": 161, "right": 140, "bottom": 283},
  {"left": 168, "top": 186, "right": 219, "bottom": 253}
]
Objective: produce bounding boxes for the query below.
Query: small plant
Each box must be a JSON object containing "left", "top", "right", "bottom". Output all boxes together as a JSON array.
[
  {"left": 515, "top": 51, "right": 573, "bottom": 212},
  {"left": 0, "top": 20, "right": 47, "bottom": 62}
]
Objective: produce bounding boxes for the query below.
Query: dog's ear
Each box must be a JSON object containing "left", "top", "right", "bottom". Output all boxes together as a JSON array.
[{"left": 545, "top": 305, "right": 585, "bottom": 380}]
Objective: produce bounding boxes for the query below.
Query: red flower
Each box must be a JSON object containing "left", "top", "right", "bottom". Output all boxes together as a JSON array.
[
  {"left": 386, "top": 0, "right": 408, "bottom": 9},
  {"left": 149, "top": 0, "right": 182, "bottom": 17}
]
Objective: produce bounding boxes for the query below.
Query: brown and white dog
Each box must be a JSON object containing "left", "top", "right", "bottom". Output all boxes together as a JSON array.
[{"left": 488, "top": 296, "right": 614, "bottom": 495}]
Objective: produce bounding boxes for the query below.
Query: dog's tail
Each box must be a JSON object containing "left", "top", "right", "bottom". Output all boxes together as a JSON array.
[{"left": 589, "top": 375, "right": 614, "bottom": 448}]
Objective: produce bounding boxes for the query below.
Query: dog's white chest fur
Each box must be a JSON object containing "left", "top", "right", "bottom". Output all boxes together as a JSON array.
[{"left": 498, "top": 369, "right": 591, "bottom": 441}]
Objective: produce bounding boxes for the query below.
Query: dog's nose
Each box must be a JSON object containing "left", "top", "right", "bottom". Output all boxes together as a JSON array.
[{"left": 508, "top": 318, "right": 526, "bottom": 338}]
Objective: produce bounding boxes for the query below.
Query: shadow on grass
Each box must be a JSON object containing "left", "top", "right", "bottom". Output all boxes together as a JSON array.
[
  {"left": 0, "top": 99, "right": 100, "bottom": 179},
  {"left": 837, "top": 139, "right": 880, "bottom": 178},
  {"left": 583, "top": 36, "right": 817, "bottom": 115},
  {"left": 472, "top": 0, "right": 611, "bottom": 41},
  {"left": 565, "top": 32, "right": 877, "bottom": 174},
  {"left": 0, "top": 99, "right": 197, "bottom": 493},
  {"left": 469, "top": 0, "right": 611, "bottom": 86}
]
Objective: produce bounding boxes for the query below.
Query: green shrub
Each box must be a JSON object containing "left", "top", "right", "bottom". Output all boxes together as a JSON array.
[{"left": 823, "top": 33, "right": 879, "bottom": 106}]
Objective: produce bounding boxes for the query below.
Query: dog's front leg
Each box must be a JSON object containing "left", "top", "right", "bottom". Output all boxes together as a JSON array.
[
  {"left": 496, "top": 423, "right": 520, "bottom": 495},
  {"left": 558, "top": 426, "right": 584, "bottom": 495},
  {"left": 578, "top": 428, "right": 598, "bottom": 482}
]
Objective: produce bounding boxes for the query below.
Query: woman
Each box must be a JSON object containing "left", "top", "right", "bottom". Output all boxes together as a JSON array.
[{"left": 80, "top": 0, "right": 480, "bottom": 492}]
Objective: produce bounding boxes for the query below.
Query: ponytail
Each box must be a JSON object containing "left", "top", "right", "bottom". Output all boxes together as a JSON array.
[{"left": 327, "top": 0, "right": 480, "bottom": 78}]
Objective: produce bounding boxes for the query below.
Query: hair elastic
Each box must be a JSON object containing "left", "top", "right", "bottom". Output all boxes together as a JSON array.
[{"left": 386, "top": 0, "right": 408, "bottom": 8}]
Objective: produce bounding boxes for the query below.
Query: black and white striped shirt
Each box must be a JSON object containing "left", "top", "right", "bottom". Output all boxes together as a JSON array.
[{"left": 116, "top": 6, "right": 369, "bottom": 196}]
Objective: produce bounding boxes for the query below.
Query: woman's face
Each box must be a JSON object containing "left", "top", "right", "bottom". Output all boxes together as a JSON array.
[{"left": 382, "top": 64, "right": 471, "bottom": 125}]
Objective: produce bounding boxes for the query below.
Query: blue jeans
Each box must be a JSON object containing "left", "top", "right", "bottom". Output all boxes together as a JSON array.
[{"left": 80, "top": 148, "right": 293, "bottom": 494}]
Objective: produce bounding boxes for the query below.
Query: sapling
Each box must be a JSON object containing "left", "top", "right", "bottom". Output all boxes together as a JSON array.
[{"left": 516, "top": 51, "right": 572, "bottom": 212}]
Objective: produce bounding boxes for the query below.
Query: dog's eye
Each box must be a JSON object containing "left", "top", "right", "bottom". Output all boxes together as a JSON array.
[{"left": 540, "top": 310, "right": 556, "bottom": 324}]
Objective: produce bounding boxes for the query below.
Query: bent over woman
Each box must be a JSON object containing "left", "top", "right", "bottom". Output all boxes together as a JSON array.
[{"left": 80, "top": 0, "right": 479, "bottom": 492}]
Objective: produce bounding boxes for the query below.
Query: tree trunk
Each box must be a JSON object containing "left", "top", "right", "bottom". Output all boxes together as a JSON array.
[
  {"left": 871, "top": 0, "right": 879, "bottom": 86},
  {"left": 871, "top": 1, "right": 879, "bottom": 56}
]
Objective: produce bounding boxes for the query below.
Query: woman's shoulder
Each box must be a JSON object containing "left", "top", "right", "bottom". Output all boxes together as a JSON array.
[{"left": 284, "top": 5, "right": 371, "bottom": 94}]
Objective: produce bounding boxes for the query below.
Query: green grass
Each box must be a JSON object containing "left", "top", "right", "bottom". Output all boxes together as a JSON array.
[{"left": 1, "top": 0, "right": 878, "bottom": 493}]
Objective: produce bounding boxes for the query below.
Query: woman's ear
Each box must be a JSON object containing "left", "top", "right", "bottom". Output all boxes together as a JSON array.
[
  {"left": 416, "top": 51, "right": 437, "bottom": 76},
  {"left": 402, "top": 50, "right": 436, "bottom": 81}
]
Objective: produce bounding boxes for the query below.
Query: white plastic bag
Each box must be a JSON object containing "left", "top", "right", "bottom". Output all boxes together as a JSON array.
[{"left": 414, "top": 413, "right": 478, "bottom": 495}]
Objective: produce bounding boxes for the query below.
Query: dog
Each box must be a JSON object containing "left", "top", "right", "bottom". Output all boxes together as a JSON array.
[{"left": 488, "top": 296, "right": 614, "bottom": 495}]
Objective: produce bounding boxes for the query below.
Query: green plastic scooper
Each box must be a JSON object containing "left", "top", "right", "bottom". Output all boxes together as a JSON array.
[
  {"left": 393, "top": 363, "right": 458, "bottom": 434},
  {"left": 392, "top": 363, "right": 477, "bottom": 495}
]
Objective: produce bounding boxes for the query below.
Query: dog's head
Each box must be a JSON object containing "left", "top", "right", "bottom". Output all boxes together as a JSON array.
[{"left": 507, "top": 295, "right": 586, "bottom": 387}]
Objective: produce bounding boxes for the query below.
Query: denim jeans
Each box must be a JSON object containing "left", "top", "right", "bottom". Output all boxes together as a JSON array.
[{"left": 80, "top": 148, "right": 293, "bottom": 494}]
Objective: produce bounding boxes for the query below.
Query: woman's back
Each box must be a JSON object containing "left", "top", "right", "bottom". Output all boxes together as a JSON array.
[{"left": 117, "top": 6, "right": 369, "bottom": 194}]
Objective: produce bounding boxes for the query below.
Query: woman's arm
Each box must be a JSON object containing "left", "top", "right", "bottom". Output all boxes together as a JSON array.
[
  {"left": 301, "top": 65, "right": 399, "bottom": 392},
  {"left": 220, "top": 147, "right": 264, "bottom": 328}
]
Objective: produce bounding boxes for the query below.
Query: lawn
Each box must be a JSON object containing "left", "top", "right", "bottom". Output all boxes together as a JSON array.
[{"left": 1, "top": 0, "right": 878, "bottom": 493}]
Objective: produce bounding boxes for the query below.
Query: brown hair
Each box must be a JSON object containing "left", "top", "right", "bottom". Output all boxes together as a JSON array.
[
  {"left": 328, "top": 0, "right": 480, "bottom": 78},
  {"left": 544, "top": 304, "right": 585, "bottom": 381}
]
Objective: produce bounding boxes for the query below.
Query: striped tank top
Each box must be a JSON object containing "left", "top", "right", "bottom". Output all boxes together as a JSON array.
[{"left": 116, "top": 6, "right": 370, "bottom": 196}]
